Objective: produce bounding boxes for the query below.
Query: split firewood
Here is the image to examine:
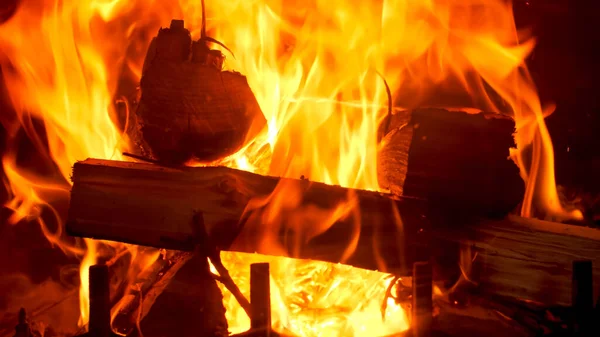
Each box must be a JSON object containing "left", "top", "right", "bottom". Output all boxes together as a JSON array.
[
  {"left": 130, "top": 15, "right": 266, "bottom": 165},
  {"left": 138, "top": 254, "right": 229, "bottom": 337},
  {"left": 66, "top": 159, "right": 600, "bottom": 307},
  {"left": 110, "top": 251, "right": 191, "bottom": 336},
  {"left": 66, "top": 158, "right": 434, "bottom": 277},
  {"left": 378, "top": 108, "right": 524, "bottom": 216}
]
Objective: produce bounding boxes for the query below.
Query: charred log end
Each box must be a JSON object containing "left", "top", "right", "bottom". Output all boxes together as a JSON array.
[
  {"left": 131, "top": 19, "right": 266, "bottom": 165},
  {"left": 154, "top": 19, "right": 192, "bottom": 62},
  {"left": 378, "top": 108, "right": 525, "bottom": 217}
]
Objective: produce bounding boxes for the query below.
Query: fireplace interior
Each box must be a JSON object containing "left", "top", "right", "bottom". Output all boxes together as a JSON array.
[{"left": 1, "top": 1, "right": 600, "bottom": 337}]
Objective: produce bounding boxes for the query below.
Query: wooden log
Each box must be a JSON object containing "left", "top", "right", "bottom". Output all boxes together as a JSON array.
[
  {"left": 412, "top": 261, "right": 432, "bottom": 337},
  {"left": 66, "top": 158, "right": 432, "bottom": 277},
  {"left": 66, "top": 159, "right": 600, "bottom": 306},
  {"left": 377, "top": 108, "right": 524, "bottom": 216},
  {"left": 131, "top": 19, "right": 266, "bottom": 165},
  {"left": 111, "top": 251, "right": 191, "bottom": 336},
  {"left": 432, "top": 214, "right": 600, "bottom": 306}
]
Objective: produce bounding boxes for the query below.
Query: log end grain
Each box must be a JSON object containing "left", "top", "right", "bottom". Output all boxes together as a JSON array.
[
  {"left": 132, "top": 20, "right": 267, "bottom": 165},
  {"left": 378, "top": 108, "right": 525, "bottom": 216}
]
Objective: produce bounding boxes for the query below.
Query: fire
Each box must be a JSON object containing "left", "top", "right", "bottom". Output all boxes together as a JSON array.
[
  {"left": 0, "top": 0, "right": 583, "bottom": 335},
  {"left": 214, "top": 252, "right": 410, "bottom": 336}
]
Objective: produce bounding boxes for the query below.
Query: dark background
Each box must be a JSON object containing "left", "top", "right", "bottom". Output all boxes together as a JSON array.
[{"left": 514, "top": 1, "right": 600, "bottom": 195}]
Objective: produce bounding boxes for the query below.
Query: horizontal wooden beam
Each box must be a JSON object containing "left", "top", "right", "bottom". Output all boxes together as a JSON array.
[
  {"left": 67, "top": 159, "right": 432, "bottom": 276},
  {"left": 67, "top": 159, "right": 600, "bottom": 306}
]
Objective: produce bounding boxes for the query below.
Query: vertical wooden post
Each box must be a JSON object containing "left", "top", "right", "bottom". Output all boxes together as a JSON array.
[
  {"left": 412, "top": 261, "right": 432, "bottom": 337},
  {"left": 572, "top": 260, "right": 593, "bottom": 336},
  {"left": 250, "top": 262, "right": 271, "bottom": 335},
  {"left": 14, "top": 308, "right": 31, "bottom": 337},
  {"left": 89, "top": 264, "right": 111, "bottom": 337}
]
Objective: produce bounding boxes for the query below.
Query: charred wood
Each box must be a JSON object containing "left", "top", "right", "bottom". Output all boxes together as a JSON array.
[
  {"left": 67, "top": 158, "right": 432, "bottom": 277},
  {"left": 110, "top": 251, "right": 190, "bottom": 336},
  {"left": 432, "top": 214, "right": 600, "bottom": 307},
  {"left": 130, "top": 19, "right": 266, "bottom": 165},
  {"left": 378, "top": 108, "right": 524, "bottom": 216}
]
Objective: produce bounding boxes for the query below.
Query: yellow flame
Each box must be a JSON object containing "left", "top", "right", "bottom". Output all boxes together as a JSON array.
[
  {"left": 0, "top": 0, "right": 583, "bottom": 335},
  {"left": 217, "top": 252, "right": 409, "bottom": 336}
]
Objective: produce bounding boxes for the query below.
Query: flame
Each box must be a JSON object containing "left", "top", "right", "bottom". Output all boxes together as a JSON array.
[
  {"left": 0, "top": 0, "right": 583, "bottom": 335},
  {"left": 214, "top": 252, "right": 409, "bottom": 336}
]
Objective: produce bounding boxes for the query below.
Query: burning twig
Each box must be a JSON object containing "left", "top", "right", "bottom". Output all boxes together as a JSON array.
[
  {"left": 198, "top": 0, "right": 235, "bottom": 59},
  {"left": 375, "top": 70, "right": 393, "bottom": 140},
  {"left": 380, "top": 275, "right": 411, "bottom": 322},
  {"left": 122, "top": 152, "right": 163, "bottom": 166},
  {"left": 191, "top": 212, "right": 252, "bottom": 318}
]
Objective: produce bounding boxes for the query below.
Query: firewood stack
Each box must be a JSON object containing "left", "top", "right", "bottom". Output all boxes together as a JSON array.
[{"left": 61, "top": 17, "right": 600, "bottom": 337}]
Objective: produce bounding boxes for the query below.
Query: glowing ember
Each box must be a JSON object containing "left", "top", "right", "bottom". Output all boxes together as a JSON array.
[
  {"left": 0, "top": 0, "right": 583, "bottom": 335},
  {"left": 214, "top": 252, "right": 409, "bottom": 336}
]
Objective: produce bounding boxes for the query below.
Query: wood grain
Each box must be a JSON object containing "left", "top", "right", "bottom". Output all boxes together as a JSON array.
[{"left": 131, "top": 20, "right": 266, "bottom": 164}]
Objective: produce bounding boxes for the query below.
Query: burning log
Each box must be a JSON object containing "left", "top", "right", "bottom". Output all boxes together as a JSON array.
[
  {"left": 432, "top": 214, "right": 600, "bottom": 306},
  {"left": 66, "top": 158, "right": 432, "bottom": 277},
  {"left": 378, "top": 108, "right": 524, "bottom": 216},
  {"left": 67, "top": 159, "right": 600, "bottom": 310},
  {"left": 129, "top": 19, "right": 266, "bottom": 165}
]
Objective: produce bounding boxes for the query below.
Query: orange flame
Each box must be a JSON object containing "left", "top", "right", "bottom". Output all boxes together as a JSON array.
[{"left": 0, "top": 0, "right": 583, "bottom": 335}]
